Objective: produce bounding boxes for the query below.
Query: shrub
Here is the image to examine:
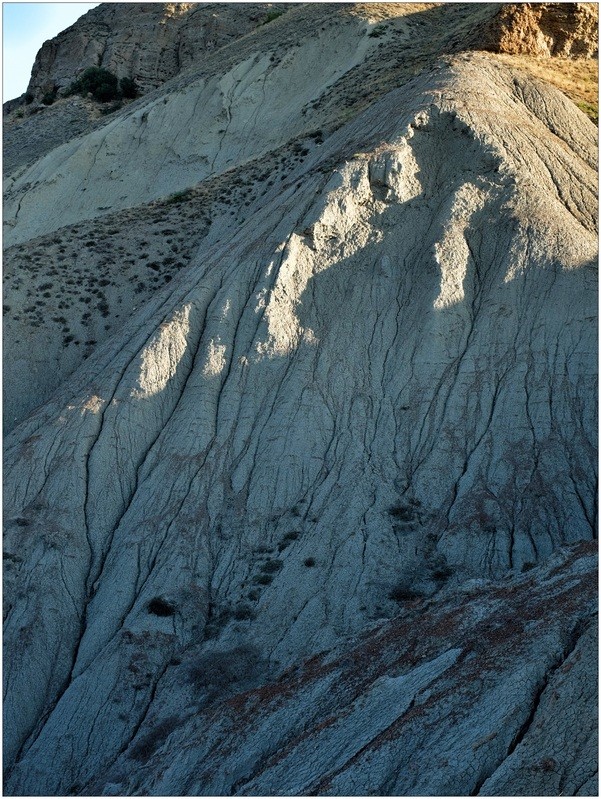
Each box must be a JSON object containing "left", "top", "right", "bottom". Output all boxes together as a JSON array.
[
  {"left": 67, "top": 67, "right": 120, "bottom": 102},
  {"left": 278, "top": 531, "right": 300, "bottom": 552},
  {"left": 389, "top": 503, "right": 415, "bottom": 522},
  {"left": 260, "top": 559, "right": 283, "bottom": 574},
  {"left": 389, "top": 584, "right": 421, "bottom": 602},
  {"left": 261, "top": 10, "right": 284, "bottom": 24},
  {"left": 24, "top": 92, "right": 34, "bottom": 104},
  {"left": 100, "top": 100, "right": 122, "bottom": 115},
  {"left": 42, "top": 89, "right": 57, "bottom": 106},
  {"left": 147, "top": 597, "right": 176, "bottom": 617},
  {"left": 119, "top": 77, "right": 138, "bottom": 98},
  {"left": 187, "top": 645, "right": 261, "bottom": 696},
  {"left": 233, "top": 603, "right": 255, "bottom": 621},
  {"left": 576, "top": 100, "right": 598, "bottom": 124},
  {"left": 431, "top": 563, "right": 454, "bottom": 582},
  {"left": 165, "top": 189, "right": 192, "bottom": 205},
  {"left": 303, "top": 557, "right": 316, "bottom": 567},
  {"left": 253, "top": 573, "right": 273, "bottom": 585}
]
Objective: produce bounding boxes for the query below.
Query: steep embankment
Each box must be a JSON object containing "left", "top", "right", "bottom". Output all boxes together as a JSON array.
[
  {"left": 4, "top": 2, "right": 597, "bottom": 434},
  {"left": 3, "top": 48, "right": 597, "bottom": 795}
]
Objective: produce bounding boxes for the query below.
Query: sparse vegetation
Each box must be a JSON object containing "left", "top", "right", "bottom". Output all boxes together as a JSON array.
[
  {"left": 253, "top": 573, "right": 273, "bottom": 585},
  {"left": 260, "top": 559, "right": 283, "bottom": 574},
  {"left": 389, "top": 504, "right": 414, "bottom": 522},
  {"left": 389, "top": 584, "right": 422, "bottom": 602},
  {"left": 187, "top": 645, "right": 262, "bottom": 697},
  {"left": 100, "top": 101, "right": 123, "bottom": 116},
  {"left": 233, "top": 603, "right": 255, "bottom": 621},
  {"left": 261, "top": 10, "right": 284, "bottom": 25},
  {"left": 368, "top": 24, "right": 387, "bottom": 38},
  {"left": 278, "top": 530, "right": 300, "bottom": 552},
  {"left": 165, "top": 189, "right": 193, "bottom": 205},
  {"left": 576, "top": 100, "right": 598, "bottom": 124},
  {"left": 119, "top": 77, "right": 139, "bottom": 99},
  {"left": 147, "top": 597, "right": 176, "bottom": 617},
  {"left": 67, "top": 67, "right": 121, "bottom": 102},
  {"left": 494, "top": 53, "right": 598, "bottom": 124},
  {"left": 41, "top": 88, "right": 58, "bottom": 106},
  {"left": 431, "top": 563, "right": 454, "bottom": 582}
]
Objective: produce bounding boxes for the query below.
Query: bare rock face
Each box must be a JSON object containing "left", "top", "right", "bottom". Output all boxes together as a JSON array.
[
  {"left": 26, "top": 2, "right": 292, "bottom": 99},
  {"left": 483, "top": 3, "right": 598, "bottom": 57},
  {"left": 2, "top": 3, "right": 598, "bottom": 797}
]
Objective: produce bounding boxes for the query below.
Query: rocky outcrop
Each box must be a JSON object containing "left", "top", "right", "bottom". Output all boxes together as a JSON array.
[
  {"left": 3, "top": 3, "right": 379, "bottom": 247},
  {"left": 482, "top": 3, "right": 598, "bottom": 58},
  {"left": 26, "top": 3, "right": 293, "bottom": 100}
]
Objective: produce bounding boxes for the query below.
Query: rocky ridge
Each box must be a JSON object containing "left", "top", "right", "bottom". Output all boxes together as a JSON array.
[
  {"left": 3, "top": 3, "right": 598, "bottom": 796},
  {"left": 26, "top": 3, "right": 294, "bottom": 99}
]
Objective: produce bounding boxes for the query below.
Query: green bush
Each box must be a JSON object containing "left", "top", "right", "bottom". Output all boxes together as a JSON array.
[
  {"left": 120, "top": 77, "right": 138, "bottom": 98},
  {"left": 41, "top": 88, "right": 57, "bottom": 106},
  {"left": 67, "top": 67, "right": 120, "bottom": 102},
  {"left": 261, "top": 10, "right": 284, "bottom": 24}
]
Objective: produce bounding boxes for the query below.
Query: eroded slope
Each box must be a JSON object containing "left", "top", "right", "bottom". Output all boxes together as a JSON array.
[
  {"left": 82, "top": 542, "right": 596, "bottom": 797},
  {"left": 3, "top": 56, "right": 597, "bottom": 795}
]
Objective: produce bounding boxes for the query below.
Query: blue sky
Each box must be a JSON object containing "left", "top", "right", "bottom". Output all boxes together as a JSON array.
[{"left": 3, "top": 2, "right": 100, "bottom": 100}]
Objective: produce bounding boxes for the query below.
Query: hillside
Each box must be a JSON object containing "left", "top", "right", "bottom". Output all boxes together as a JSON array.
[{"left": 3, "top": 3, "right": 598, "bottom": 796}]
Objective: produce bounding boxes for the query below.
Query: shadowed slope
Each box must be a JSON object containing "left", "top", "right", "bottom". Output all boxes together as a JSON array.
[{"left": 3, "top": 54, "right": 597, "bottom": 795}]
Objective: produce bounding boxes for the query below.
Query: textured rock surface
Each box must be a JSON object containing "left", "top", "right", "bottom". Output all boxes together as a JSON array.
[
  {"left": 80, "top": 542, "right": 594, "bottom": 797},
  {"left": 26, "top": 3, "right": 293, "bottom": 99},
  {"left": 4, "top": 3, "right": 379, "bottom": 246},
  {"left": 482, "top": 2, "right": 598, "bottom": 57},
  {"left": 3, "top": 3, "right": 598, "bottom": 796}
]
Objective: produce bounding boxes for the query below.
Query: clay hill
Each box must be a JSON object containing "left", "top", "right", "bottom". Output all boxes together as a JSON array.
[{"left": 3, "top": 3, "right": 598, "bottom": 796}]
